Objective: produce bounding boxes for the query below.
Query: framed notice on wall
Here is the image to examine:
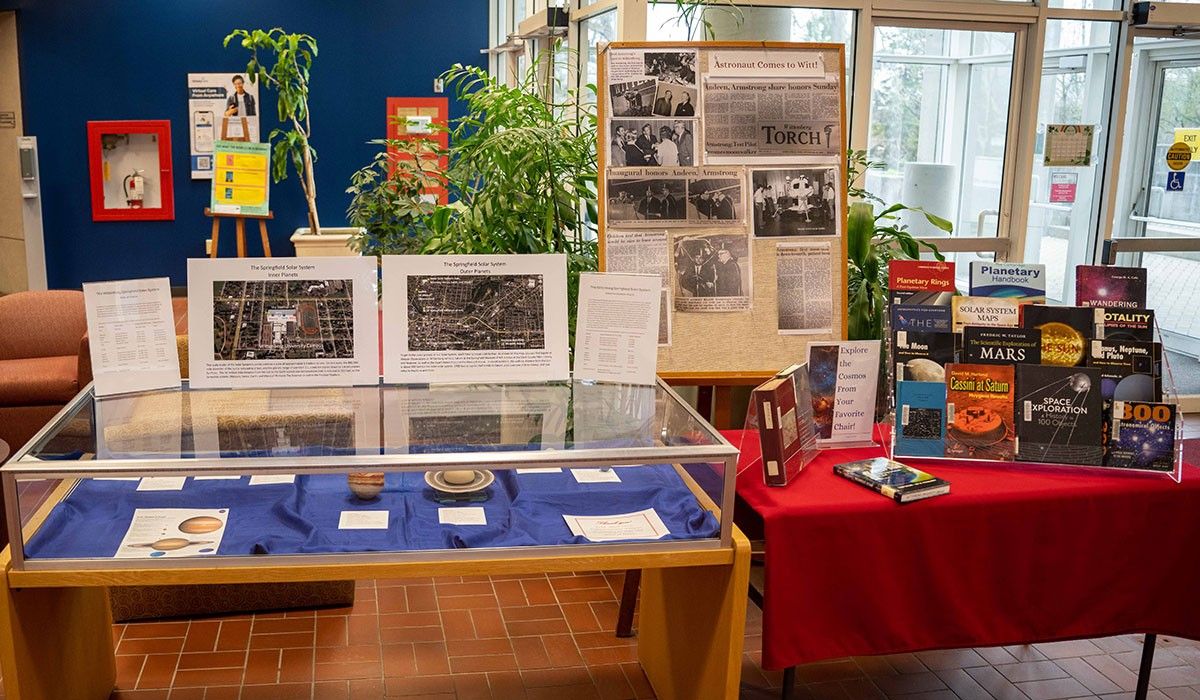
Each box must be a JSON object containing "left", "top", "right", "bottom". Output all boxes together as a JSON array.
[{"left": 598, "top": 42, "right": 849, "bottom": 381}]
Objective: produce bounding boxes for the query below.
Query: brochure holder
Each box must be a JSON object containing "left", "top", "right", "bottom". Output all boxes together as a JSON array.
[{"left": 883, "top": 312, "right": 1185, "bottom": 484}]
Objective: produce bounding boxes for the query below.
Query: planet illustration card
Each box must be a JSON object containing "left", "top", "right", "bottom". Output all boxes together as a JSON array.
[
  {"left": 945, "top": 363, "right": 1015, "bottom": 461},
  {"left": 1075, "top": 265, "right": 1147, "bottom": 309},
  {"left": 1105, "top": 400, "right": 1177, "bottom": 471},
  {"left": 1015, "top": 365, "right": 1103, "bottom": 465},
  {"left": 115, "top": 508, "right": 227, "bottom": 559}
]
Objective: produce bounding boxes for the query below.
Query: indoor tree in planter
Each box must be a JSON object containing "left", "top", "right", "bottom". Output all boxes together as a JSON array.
[
  {"left": 224, "top": 28, "right": 322, "bottom": 236},
  {"left": 345, "top": 134, "right": 441, "bottom": 256}
]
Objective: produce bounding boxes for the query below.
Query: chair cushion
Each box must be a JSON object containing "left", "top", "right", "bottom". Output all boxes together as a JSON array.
[{"left": 0, "top": 356, "right": 82, "bottom": 405}]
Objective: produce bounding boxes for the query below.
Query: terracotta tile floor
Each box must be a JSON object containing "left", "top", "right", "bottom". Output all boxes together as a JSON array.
[{"left": 0, "top": 569, "right": 1195, "bottom": 700}]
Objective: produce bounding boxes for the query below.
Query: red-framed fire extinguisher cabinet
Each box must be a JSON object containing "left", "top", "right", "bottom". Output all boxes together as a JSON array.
[{"left": 87, "top": 120, "right": 175, "bottom": 222}]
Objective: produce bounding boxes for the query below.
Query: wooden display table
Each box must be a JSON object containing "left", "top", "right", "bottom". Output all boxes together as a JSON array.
[{"left": 0, "top": 514, "right": 749, "bottom": 700}]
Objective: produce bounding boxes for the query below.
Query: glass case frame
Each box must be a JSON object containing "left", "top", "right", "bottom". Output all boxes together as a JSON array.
[{"left": 2, "top": 377, "right": 739, "bottom": 572}]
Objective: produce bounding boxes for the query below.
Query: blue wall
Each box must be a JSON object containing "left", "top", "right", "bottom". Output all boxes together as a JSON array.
[{"left": 5, "top": 0, "right": 488, "bottom": 289}]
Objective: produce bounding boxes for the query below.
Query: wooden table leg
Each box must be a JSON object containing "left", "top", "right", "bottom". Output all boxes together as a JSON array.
[
  {"left": 637, "top": 530, "right": 750, "bottom": 700},
  {"left": 713, "top": 385, "right": 734, "bottom": 430},
  {"left": 209, "top": 217, "right": 221, "bottom": 258},
  {"left": 258, "top": 220, "right": 272, "bottom": 257},
  {"left": 0, "top": 553, "right": 115, "bottom": 699},
  {"left": 235, "top": 218, "right": 247, "bottom": 258}
]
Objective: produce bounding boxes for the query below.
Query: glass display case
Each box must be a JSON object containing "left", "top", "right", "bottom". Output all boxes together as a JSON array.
[{"left": 2, "top": 378, "right": 737, "bottom": 571}]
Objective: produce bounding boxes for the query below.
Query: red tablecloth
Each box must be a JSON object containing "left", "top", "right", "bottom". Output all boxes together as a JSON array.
[{"left": 728, "top": 429, "right": 1200, "bottom": 670}]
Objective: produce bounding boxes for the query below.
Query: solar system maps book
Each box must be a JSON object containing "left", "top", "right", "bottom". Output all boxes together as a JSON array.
[
  {"left": 946, "top": 363, "right": 1015, "bottom": 460},
  {"left": 1105, "top": 401, "right": 1177, "bottom": 471},
  {"left": 1015, "top": 365, "right": 1103, "bottom": 465}
]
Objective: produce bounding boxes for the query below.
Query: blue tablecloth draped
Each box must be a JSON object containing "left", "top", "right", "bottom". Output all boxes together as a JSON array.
[{"left": 25, "top": 464, "right": 720, "bottom": 559}]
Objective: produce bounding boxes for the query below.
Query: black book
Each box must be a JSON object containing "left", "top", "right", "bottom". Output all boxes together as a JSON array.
[
  {"left": 962, "top": 326, "right": 1041, "bottom": 365},
  {"left": 1086, "top": 339, "right": 1162, "bottom": 404},
  {"left": 1015, "top": 365, "right": 1104, "bottom": 465},
  {"left": 1022, "top": 305, "right": 1105, "bottom": 367},
  {"left": 1101, "top": 308, "right": 1155, "bottom": 342},
  {"left": 890, "top": 304, "right": 952, "bottom": 333},
  {"left": 893, "top": 329, "right": 955, "bottom": 386},
  {"left": 1105, "top": 401, "right": 1177, "bottom": 471}
]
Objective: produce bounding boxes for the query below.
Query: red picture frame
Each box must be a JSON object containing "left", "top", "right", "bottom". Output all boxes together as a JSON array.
[
  {"left": 87, "top": 120, "right": 175, "bottom": 222},
  {"left": 386, "top": 97, "right": 449, "bottom": 204}
]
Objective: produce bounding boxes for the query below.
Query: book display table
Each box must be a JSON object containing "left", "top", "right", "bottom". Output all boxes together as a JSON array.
[
  {"left": 732, "top": 429, "right": 1200, "bottom": 676},
  {"left": 0, "top": 380, "right": 749, "bottom": 700}
]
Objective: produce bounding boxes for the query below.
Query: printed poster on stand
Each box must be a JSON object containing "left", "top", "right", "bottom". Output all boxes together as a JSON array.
[
  {"left": 186, "top": 256, "right": 380, "bottom": 388},
  {"left": 210, "top": 140, "right": 270, "bottom": 217},
  {"left": 382, "top": 254, "right": 570, "bottom": 385}
]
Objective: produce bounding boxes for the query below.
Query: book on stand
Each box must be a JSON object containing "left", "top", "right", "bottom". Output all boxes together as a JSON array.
[
  {"left": 751, "top": 363, "right": 817, "bottom": 486},
  {"left": 834, "top": 457, "right": 950, "bottom": 503},
  {"left": 888, "top": 260, "right": 956, "bottom": 306},
  {"left": 945, "top": 363, "right": 1015, "bottom": 460},
  {"left": 895, "top": 380, "right": 947, "bottom": 457},
  {"left": 1105, "top": 400, "right": 1177, "bottom": 471},
  {"left": 1014, "top": 365, "right": 1104, "bottom": 465},
  {"left": 1076, "top": 265, "right": 1147, "bottom": 309},
  {"left": 968, "top": 261, "right": 1047, "bottom": 304},
  {"left": 962, "top": 326, "right": 1041, "bottom": 365},
  {"left": 1022, "top": 305, "right": 1105, "bottom": 367}
]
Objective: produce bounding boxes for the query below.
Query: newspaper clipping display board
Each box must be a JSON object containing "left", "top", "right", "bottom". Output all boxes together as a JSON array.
[{"left": 599, "top": 42, "right": 849, "bottom": 377}]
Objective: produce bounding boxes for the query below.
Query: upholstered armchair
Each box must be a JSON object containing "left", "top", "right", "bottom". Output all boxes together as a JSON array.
[{"left": 0, "top": 290, "right": 92, "bottom": 454}]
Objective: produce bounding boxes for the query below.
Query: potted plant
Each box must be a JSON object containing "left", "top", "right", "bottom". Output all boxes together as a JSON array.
[
  {"left": 224, "top": 28, "right": 360, "bottom": 256},
  {"left": 345, "top": 135, "right": 441, "bottom": 256}
]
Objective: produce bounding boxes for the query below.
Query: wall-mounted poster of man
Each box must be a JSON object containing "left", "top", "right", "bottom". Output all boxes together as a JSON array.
[
  {"left": 609, "top": 79, "right": 657, "bottom": 117},
  {"left": 751, "top": 166, "right": 840, "bottom": 237},
  {"left": 606, "top": 173, "right": 688, "bottom": 226},
  {"left": 645, "top": 51, "right": 697, "bottom": 87},
  {"left": 685, "top": 177, "right": 743, "bottom": 225},
  {"left": 672, "top": 231, "right": 751, "bottom": 312}
]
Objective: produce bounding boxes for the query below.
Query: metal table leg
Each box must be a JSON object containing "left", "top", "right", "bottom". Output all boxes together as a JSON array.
[{"left": 1135, "top": 633, "right": 1157, "bottom": 700}]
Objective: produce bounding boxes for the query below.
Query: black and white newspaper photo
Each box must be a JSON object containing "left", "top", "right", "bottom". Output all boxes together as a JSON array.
[
  {"left": 609, "top": 79, "right": 657, "bottom": 117},
  {"left": 751, "top": 166, "right": 840, "bottom": 236},
  {"left": 606, "top": 168, "right": 689, "bottom": 225},
  {"left": 652, "top": 83, "right": 698, "bottom": 118},
  {"left": 776, "top": 241, "right": 835, "bottom": 335},
  {"left": 658, "top": 288, "right": 672, "bottom": 346},
  {"left": 608, "top": 119, "right": 697, "bottom": 167},
  {"left": 672, "top": 231, "right": 752, "bottom": 312},
  {"left": 644, "top": 51, "right": 698, "bottom": 87},
  {"left": 686, "top": 169, "right": 744, "bottom": 225},
  {"left": 603, "top": 229, "right": 669, "bottom": 287}
]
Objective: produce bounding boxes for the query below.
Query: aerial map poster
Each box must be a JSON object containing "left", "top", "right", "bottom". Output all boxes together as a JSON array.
[
  {"left": 381, "top": 254, "right": 570, "bottom": 385},
  {"left": 186, "top": 256, "right": 380, "bottom": 388}
]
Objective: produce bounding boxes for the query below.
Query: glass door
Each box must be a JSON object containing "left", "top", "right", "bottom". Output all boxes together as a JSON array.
[{"left": 866, "top": 22, "right": 1024, "bottom": 291}]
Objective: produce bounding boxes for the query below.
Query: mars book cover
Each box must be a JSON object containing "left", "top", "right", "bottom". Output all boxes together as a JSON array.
[
  {"left": 1015, "top": 365, "right": 1103, "bottom": 465},
  {"left": 1101, "top": 308, "right": 1155, "bottom": 342},
  {"left": 962, "top": 326, "right": 1041, "bottom": 365},
  {"left": 1022, "top": 305, "right": 1105, "bottom": 367},
  {"left": 1086, "top": 339, "right": 1162, "bottom": 403},
  {"left": 895, "top": 381, "right": 947, "bottom": 458},
  {"left": 1105, "top": 400, "right": 1177, "bottom": 471},
  {"left": 890, "top": 304, "right": 952, "bottom": 333},
  {"left": 1076, "top": 265, "right": 1147, "bottom": 309},
  {"left": 945, "top": 363, "right": 1015, "bottom": 460},
  {"left": 968, "top": 261, "right": 1047, "bottom": 303},
  {"left": 888, "top": 260, "right": 956, "bottom": 306}
]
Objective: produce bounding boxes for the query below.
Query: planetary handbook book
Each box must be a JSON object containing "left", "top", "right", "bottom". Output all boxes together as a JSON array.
[
  {"left": 945, "top": 363, "right": 1015, "bottom": 461},
  {"left": 969, "top": 261, "right": 1047, "bottom": 303},
  {"left": 895, "top": 380, "right": 947, "bottom": 458},
  {"left": 1075, "top": 265, "right": 1147, "bottom": 309},
  {"left": 1015, "top": 365, "right": 1104, "bottom": 465}
]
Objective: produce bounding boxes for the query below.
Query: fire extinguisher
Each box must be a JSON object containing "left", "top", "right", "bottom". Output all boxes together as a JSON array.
[{"left": 123, "top": 170, "right": 145, "bottom": 209}]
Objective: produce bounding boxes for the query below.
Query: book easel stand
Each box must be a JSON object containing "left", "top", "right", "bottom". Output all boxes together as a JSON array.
[
  {"left": 221, "top": 116, "right": 250, "bottom": 142},
  {"left": 204, "top": 207, "right": 273, "bottom": 258}
]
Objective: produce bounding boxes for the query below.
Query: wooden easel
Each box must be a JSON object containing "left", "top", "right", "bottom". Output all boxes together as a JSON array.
[
  {"left": 205, "top": 208, "right": 273, "bottom": 258},
  {"left": 220, "top": 116, "right": 250, "bottom": 141}
]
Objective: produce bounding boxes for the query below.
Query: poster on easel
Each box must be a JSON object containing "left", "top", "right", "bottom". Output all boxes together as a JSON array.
[
  {"left": 210, "top": 140, "right": 270, "bottom": 217},
  {"left": 188, "top": 73, "right": 260, "bottom": 179},
  {"left": 598, "top": 42, "right": 849, "bottom": 381}
]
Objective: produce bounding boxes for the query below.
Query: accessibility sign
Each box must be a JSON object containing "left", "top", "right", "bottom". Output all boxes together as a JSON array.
[{"left": 1167, "top": 170, "right": 1186, "bottom": 192}]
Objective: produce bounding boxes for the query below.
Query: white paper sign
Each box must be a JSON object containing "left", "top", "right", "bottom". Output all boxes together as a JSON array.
[
  {"left": 137, "top": 476, "right": 187, "bottom": 491},
  {"left": 248, "top": 474, "right": 296, "bottom": 485},
  {"left": 115, "top": 508, "right": 227, "bottom": 558},
  {"left": 563, "top": 508, "right": 669, "bottom": 542},
  {"left": 708, "top": 50, "right": 825, "bottom": 79},
  {"left": 571, "top": 468, "right": 622, "bottom": 484},
  {"left": 516, "top": 468, "right": 563, "bottom": 474},
  {"left": 186, "top": 257, "right": 380, "bottom": 389},
  {"left": 807, "top": 340, "right": 880, "bottom": 447},
  {"left": 338, "top": 510, "right": 390, "bottom": 530},
  {"left": 382, "top": 254, "right": 570, "bottom": 384},
  {"left": 573, "top": 272, "right": 661, "bottom": 385},
  {"left": 438, "top": 507, "right": 488, "bottom": 525},
  {"left": 83, "top": 278, "right": 181, "bottom": 397}
]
